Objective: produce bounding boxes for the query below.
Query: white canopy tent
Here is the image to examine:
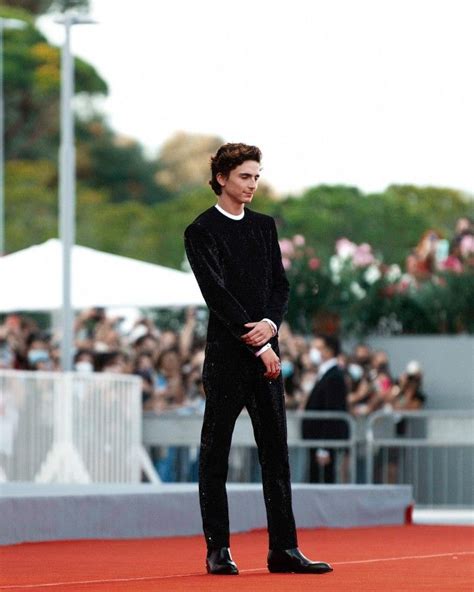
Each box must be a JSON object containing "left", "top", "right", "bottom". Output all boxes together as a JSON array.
[{"left": 0, "top": 239, "right": 205, "bottom": 312}]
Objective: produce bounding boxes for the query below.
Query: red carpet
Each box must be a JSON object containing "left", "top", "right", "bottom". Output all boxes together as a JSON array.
[{"left": 1, "top": 525, "right": 473, "bottom": 591}]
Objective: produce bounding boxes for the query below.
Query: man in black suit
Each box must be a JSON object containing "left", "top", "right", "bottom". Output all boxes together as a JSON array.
[
  {"left": 184, "top": 143, "right": 332, "bottom": 576},
  {"left": 302, "top": 335, "right": 348, "bottom": 483}
]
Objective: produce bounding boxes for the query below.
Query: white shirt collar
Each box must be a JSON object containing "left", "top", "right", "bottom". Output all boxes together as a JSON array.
[
  {"left": 318, "top": 357, "right": 338, "bottom": 379},
  {"left": 214, "top": 203, "right": 245, "bottom": 220}
]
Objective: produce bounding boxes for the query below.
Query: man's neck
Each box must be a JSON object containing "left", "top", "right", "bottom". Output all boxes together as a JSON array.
[
  {"left": 318, "top": 357, "right": 338, "bottom": 378},
  {"left": 215, "top": 202, "right": 245, "bottom": 220}
]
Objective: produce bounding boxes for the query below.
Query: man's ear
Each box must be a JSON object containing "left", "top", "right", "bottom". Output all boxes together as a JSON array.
[{"left": 216, "top": 172, "right": 227, "bottom": 188}]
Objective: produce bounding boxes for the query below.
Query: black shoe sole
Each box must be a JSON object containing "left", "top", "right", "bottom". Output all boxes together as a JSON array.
[
  {"left": 268, "top": 564, "right": 333, "bottom": 574},
  {"left": 206, "top": 564, "right": 239, "bottom": 575}
]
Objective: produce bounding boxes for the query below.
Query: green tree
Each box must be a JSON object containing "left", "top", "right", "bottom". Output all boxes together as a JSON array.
[
  {"left": 4, "top": 160, "right": 57, "bottom": 252},
  {"left": 155, "top": 132, "right": 224, "bottom": 194},
  {"left": 76, "top": 118, "right": 171, "bottom": 205},
  {"left": 2, "top": 6, "right": 171, "bottom": 254},
  {"left": 1, "top": 7, "right": 107, "bottom": 161},
  {"left": 1, "top": 0, "right": 89, "bottom": 15},
  {"left": 385, "top": 185, "right": 473, "bottom": 239},
  {"left": 271, "top": 184, "right": 472, "bottom": 267}
]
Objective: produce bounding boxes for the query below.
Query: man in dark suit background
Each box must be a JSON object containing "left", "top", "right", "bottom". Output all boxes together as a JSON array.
[{"left": 302, "top": 335, "right": 348, "bottom": 483}]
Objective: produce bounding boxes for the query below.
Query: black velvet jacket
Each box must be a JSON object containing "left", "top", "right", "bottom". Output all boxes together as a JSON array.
[{"left": 184, "top": 205, "right": 289, "bottom": 357}]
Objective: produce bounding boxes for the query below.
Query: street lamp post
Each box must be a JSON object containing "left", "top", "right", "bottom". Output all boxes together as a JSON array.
[
  {"left": 55, "top": 13, "right": 95, "bottom": 371},
  {"left": 0, "top": 17, "right": 27, "bottom": 256}
]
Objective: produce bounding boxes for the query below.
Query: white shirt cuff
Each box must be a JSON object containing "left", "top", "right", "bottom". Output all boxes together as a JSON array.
[
  {"left": 261, "top": 318, "right": 277, "bottom": 335},
  {"left": 255, "top": 343, "right": 272, "bottom": 357}
]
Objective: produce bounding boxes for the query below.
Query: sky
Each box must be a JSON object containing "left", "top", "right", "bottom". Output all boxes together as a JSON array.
[{"left": 38, "top": 0, "right": 474, "bottom": 196}]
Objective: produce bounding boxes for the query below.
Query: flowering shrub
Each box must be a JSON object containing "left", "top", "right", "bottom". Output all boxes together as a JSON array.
[{"left": 282, "top": 235, "right": 474, "bottom": 336}]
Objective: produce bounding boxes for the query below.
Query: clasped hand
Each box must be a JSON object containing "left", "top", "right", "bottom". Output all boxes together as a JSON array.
[
  {"left": 240, "top": 320, "right": 273, "bottom": 347},
  {"left": 241, "top": 321, "right": 280, "bottom": 380}
]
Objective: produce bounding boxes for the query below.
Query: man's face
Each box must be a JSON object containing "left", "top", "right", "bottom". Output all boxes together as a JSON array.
[
  {"left": 355, "top": 345, "right": 371, "bottom": 366},
  {"left": 456, "top": 217, "right": 471, "bottom": 234},
  {"left": 217, "top": 160, "right": 260, "bottom": 204},
  {"left": 314, "top": 338, "right": 332, "bottom": 362}
]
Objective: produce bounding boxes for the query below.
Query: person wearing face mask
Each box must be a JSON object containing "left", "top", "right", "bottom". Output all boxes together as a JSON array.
[
  {"left": 368, "top": 351, "right": 394, "bottom": 411},
  {"left": 280, "top": 358, "right": 294, "bottom": 379},
  {"left": 308, "top": 344, "right": 323, "bottom": 368},
  {"left": 353, "top": 343, "right": 373, "bottom": 372},
  {"left": 347, "top": 363, "right": 364, "bottom": 387},
  {"left": 74, "top": 350, "right": 95, "bottom": 373},
  {"left": 279, "top": 353, "right": 302, "bottom": 410},
  {"left": 27, "top": 348, "right": 52, "bottom": 371},
  {"left": 346, "top": 362, "right": 375, "bottom": 417},
  {"left": 26, "top": 333, "right": 53, "bottom": 371},
  {"left": 302, "top": 335, "right": 348, "bottom": 484}
]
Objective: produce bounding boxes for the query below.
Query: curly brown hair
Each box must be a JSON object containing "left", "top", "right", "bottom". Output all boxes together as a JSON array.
[{"left": 209, "top": 143, "right": 262, "bottom": 196}]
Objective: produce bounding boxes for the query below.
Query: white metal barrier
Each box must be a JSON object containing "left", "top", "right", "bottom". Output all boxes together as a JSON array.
[
  {"left": 2, "top": 369, "right": 471, "bottom": 501},
  {"left": 143, "top": 410, "right": 357, "bottom": 484},
  {"left": 365, "top": 410, "right": 474, "bottom": 506},
  {"left": 0, "top": 370, "right": 151, "bottom": 483}
]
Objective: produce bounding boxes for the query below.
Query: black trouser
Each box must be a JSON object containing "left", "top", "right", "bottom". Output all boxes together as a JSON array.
[{"left": 199, "top": 341, "right": 298, "bottom": 551}]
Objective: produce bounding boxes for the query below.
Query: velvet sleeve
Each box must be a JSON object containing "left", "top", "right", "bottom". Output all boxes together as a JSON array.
[
  {"left": 263, "top": 218, "right": 290, "bottom": 332},
  {"left": 184, "top": 223, "right": 269, "bottom": 356}
]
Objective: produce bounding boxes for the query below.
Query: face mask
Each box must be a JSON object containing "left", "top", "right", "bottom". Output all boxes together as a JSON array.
[
  {"left": 348, "top": 363, "right": 364, "bottom": 382},
  {"left": 27, "top": 349, "right": 50, "bottom": 365},
  {"left": 281, "top": 360, "right": 294, "bottom": 378},
  {"left": 75, "top": 361, "right": 94, "bottom": 373},
  {"left": 309, "top": 348, "right": 322, "bottom": 366},
  {"left": 103, "top": 364, "right": 122, "bottom": 374}
]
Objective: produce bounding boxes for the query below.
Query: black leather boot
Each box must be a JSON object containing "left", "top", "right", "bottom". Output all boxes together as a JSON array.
[
  {"left": 206, "top": 547, "right": 239, "bottom": 575},
  {"left": 267, "top": 547, "right": 333, "bottom": 574}
]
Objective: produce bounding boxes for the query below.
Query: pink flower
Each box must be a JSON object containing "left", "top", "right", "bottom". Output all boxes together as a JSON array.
[
  {"left": 308, "top": 257, "right": 320, "bottom": 270},
  {"left": 282, "top": 257, "right": 292, "bottom": 270},
  {"left": 293, "top": 234, "right": 305, "bottom": 247},
  {"left": 397, "top": 275, "right": 413, "bottom": 293},
  {"left": 460, "top": 235, "right": 474, "bottom": 258},
  {"left": 353, "top": 246, "right": 375, "bottom": 267},
  {"left": 279, "top": 239, "right": 294, "bottom": 256},
  {"left": 335, "top": 238, "right": 356, "bottom": 259}
]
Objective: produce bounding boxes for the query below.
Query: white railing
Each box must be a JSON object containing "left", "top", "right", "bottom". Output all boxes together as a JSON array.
[
  {"left": 365, "top": 410, "right": 474, "bottom": 506},
  {"left": 0, "top": 370, "right": 152, "bottom": 483},
  {"left": 143, "top": 410, "right": 357, "bottom": 484},
  {"left": 2, "top": 368, "right": 471, "bottom": 503}
]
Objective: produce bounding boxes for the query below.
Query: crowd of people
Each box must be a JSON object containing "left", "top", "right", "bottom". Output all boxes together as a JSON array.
[
  {"left": 405, "top": 216, "right": 473, "bottom": 282},
  {"left": 6, "top": 208, "right": 457, "bottom": 484},
  {"left": 0, "top": 308, "right": 426, "bottom": 420},
  {"left": 0, "top": 308, "right": 427, "bottom": 484}
]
